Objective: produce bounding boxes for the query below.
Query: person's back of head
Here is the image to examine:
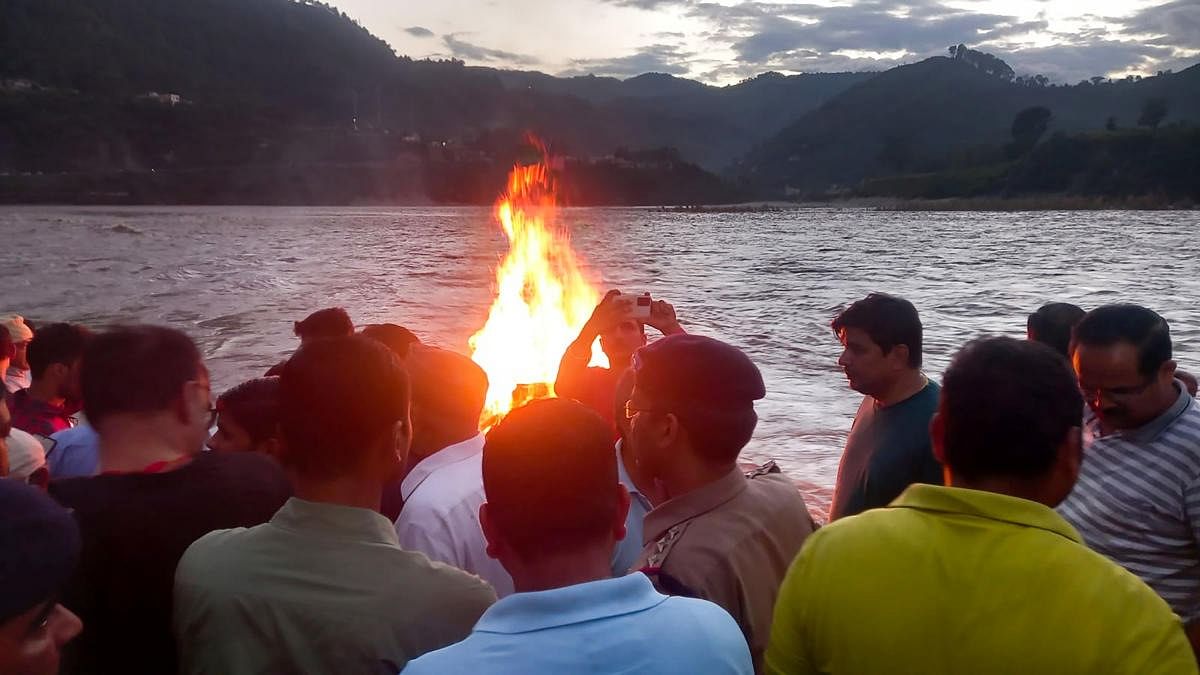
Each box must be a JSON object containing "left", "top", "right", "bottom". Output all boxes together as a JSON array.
[
  {"left": 481, "top": 398, "right": 625, "bottom": 570},
  {"left": 404, "top": 345, "right": 488, "bottom": 459},
  {"left": 210, "top": 377, "right": 281, "bottom": 457},
  {"left": 278, "top": 335, "right": 410, "bottom": 487},
  {"left": 27, "top": 323, "right": 91, "bottom": 392},
  {"left": 359, "top": 323, "right": 420, "bottom": 360},
  {"left": 0, "top": 479, "right": 83, "bottom": 675},
  {"left": 82, "top": 326, "right": 210, "bottom": 451},
  {"left": 935, "top": 336, "right": 1083, "bottom": 507},
  {"left": 293, "top": 308, "right": 353, "bottom": 345},
  {"left": 627, "top": 334, "right": 765, "bottom": 491},
  {"left": 1027, "top": 303, "right": 1085, "bottom": 357}
]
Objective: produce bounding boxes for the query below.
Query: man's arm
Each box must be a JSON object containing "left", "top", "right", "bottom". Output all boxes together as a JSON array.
[
  {"left": 646, "top": 299, "right": 686, "bottom": 337},
  {"left": 555, "top": 290, "right": 622, "bottom": 399}
]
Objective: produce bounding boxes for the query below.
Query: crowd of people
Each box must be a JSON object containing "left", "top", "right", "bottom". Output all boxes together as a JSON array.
[{"left": 0, "top": 291, "right": 1198, "bottom": 674}]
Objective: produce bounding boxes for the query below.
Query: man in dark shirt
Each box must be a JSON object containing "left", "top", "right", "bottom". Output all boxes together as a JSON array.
[
  {"left": 48, "top": 325, "right": 290, "bottom": 675},
  {"left": 829, "top": 293, "right": 942, "bottom": 520},
  {"left": 10, "top": 323, "right": 91, "bottom": 438},
  {"left": 555, "top": 290, "right": 684, "bottom": 428}
]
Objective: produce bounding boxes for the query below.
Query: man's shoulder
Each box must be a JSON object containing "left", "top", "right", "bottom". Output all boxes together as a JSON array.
[{"left": 176, "top": 525, "right": 264, "bottom": 582}]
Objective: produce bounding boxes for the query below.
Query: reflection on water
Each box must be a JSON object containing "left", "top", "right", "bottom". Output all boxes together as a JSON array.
[{"left": 3, "top": 205, "right": 1199, "bottom": 515}]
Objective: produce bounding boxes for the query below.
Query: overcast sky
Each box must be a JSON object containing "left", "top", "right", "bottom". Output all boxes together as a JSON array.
[{"left": 328, "top": 0, "right": 1198, "bottom": 85}]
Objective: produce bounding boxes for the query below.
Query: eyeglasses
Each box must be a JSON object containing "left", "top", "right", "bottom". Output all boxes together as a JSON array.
[
  {"left": 1079, "top": 378, "right": 1155, "bottom": 402},
  {"left": 624, "top": 400, "right": 667, "bottom": 420}
]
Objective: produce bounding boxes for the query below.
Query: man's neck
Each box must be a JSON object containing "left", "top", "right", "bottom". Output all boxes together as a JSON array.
[
  {"left": 507, "top": 543, "right": 615, "bottom": 594},
  {"left": 873, "top": 369, "right": 928, "bottom": 408},
  {"left": 656, "top": 459, "right": 736, "bottom": 506},
  {"left": 98, "top": 419, "right": 192, "bottom": 473},
  {"left": 951, "top": 475, "right": 1055, "bottom": 508},
  {"left": 26, "top": 379, "right": 64, "bottom": 406},
  {"left": 292, "top": 473, "right": 383, "bottom": 513}
]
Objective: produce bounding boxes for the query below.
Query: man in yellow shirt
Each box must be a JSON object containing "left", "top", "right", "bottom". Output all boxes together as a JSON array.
[{"left": 765, "top": 336, "right": 1197, "bottom": 675}]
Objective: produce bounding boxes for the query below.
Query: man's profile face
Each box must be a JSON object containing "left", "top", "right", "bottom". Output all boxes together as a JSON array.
[
  {"left": 12, "top": 341, "right": 29, "bottom": 371},
  {"left": 836, "top": 327, "right": 892, "bottom": 397},
  {"left": 1074, "top": 341, "right": 1171, "bottom": 431}
]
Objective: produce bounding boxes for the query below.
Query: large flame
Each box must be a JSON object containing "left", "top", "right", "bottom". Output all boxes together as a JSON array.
[{"left": 469, "top": 154, "right": 605, "bottom": 428}]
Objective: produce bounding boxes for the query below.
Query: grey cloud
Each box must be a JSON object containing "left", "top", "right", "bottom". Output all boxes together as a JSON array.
[
  {"left": 1004, "top": 40, "right": 1179, "bottom": 83},
  {"left": 442, "top": 34, "right": 541, "bottom": 66},
  {"left": 559, "top": 44, "right": 696, "bottom": 77},
  {"left": 704, "top": 1, "right": 1037, "bottom": 63},
  {"left": 1121, "top": 0, "right": 1200, "bottom": 48},
  {"left": 404, "top": 26, "right": 435, "bottom": 38}
]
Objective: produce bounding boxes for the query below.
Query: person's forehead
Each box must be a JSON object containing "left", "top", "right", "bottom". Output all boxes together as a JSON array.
[
  {"left": 1074, "top": 342, "right": 1142, "bottom": 377},
  {"left": 838, "top": 326, "right": 875, "bottom": 346}
]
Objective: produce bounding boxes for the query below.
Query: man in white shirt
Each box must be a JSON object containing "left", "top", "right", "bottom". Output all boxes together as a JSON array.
[
  {"left": 2, "top": 316, "right": 33, "bottom": 395},
  {"left": 395, "top": 345, "right": 514, "bottom": 595}
]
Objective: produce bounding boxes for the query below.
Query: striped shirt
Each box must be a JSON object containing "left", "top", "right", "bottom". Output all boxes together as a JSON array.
[{"left": 1058, "top": 382, "right": 1200, "bottom": 620}]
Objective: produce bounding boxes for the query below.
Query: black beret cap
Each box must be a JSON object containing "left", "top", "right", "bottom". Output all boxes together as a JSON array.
[
  {"left": 0, "top": 480, "right": 80, "bottom": 622},
  {"left": 633, "top": 334, "right": 766, "bottom": 408}
]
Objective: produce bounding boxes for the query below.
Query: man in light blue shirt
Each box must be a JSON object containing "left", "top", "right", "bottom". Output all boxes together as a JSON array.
[
  {"left": 402, "top": 398, "right": 752, "bottom": 675},
  {"left": 612, "top": 366, "right": 651, "bottom": 575},
  {"left": 47, "top": 422, "right": 99, "bottom": 478}
]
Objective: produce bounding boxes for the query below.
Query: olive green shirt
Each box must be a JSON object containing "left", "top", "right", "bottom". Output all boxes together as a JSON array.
[
  {"left": 174, "top": 497, "right": 496, "bottom": 674},
  {"left": 634, "top": 463, "right": 815, "bottom": 669}
]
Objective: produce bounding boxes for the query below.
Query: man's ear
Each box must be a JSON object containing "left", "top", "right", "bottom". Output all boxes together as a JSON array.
[
  {"left": 1160, "top": 359, "right": 1178, "bottom": 384},
  {"left": 613, "top": 484, "right": 631, "bottom": 542},
  {"left": 930, "top": 411, "right": 953, "bottom": 486},
  {"left": 930, "top": 412, "right": 946, "bottom": 465},
  {"left": 890, "top": 344, "right": 911, "bottom": 370},
  {"left": 479, "top": 502, "right": 502, "bottom": 560}
]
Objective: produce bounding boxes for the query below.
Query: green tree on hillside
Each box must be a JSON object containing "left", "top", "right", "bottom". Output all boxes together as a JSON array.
[
  {"left": 1138, "top": 98, "right": 1168, "bottom": 129},
  {"left": 1009, "top": 106, "right": 1052, "bottom": 157}
]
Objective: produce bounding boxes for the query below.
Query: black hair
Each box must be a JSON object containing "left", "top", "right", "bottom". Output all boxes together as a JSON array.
[
  {"left": 1027, "top": 303, "right": 1086, "bottom": 357},
  {"left": 359, "top": 323, "right": 420, "bottom": 359},
  {"left": 217, "top": 377, "right": 281, "bottom": 445},
  {"left": 278, "top": 335, "right": 409, "bottom": 478},
  {"left": 27, "top": 323, "right": 91, "bottom": 379},
  {"left": 941, "top": 337, "right": 1082, "bottom": 481},
  {"left": 1071, "top": 304, "right": 1172, "bottom": 377},
  {"left": 483, "top": 398, "right": 618, "bottom": 559},
  {"left": 294, "top": 307, "right": 354, "bottom": 340},
  {"left": 82, "top": 326, "right": 202, "bottom": 427},
  {"left": 831, "top": 293, "right": 923, "bottom": 367}
]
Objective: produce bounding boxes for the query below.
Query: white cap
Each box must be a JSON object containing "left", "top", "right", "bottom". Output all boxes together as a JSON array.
[{"left": 0, "top": 316, "right": 33, "bottom": 343}]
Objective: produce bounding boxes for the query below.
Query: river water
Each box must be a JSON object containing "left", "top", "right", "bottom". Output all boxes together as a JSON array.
[{"left": 3, "top": 205, "right": 1198, "bottom": 514}]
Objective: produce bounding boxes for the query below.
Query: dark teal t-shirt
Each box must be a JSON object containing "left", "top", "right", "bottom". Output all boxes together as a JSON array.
[{"left": 830, "top": 381, "right": 942, "bottom": 520}]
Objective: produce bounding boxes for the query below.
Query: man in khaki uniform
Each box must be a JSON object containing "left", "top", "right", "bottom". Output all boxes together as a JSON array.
[{"left": 627, "top": 334, "right": 815, "bottom": 669}]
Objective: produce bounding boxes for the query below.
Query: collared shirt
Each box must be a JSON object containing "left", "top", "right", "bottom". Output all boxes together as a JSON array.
[
  {"left": 402, "top": 573, "right": 753, "bottom": 675},
  {"left": 395, "top": 434, "right": 514, "bottom": 596},
  {"left": 4, "top": 366, "right": 30, "bottom": 395},
  {"left": 830, "top": 380, "right": 941, "bottom": 520},
  {"left": 634, "top": 464, "right": 814, "bottom": 668},
  {"left": 47, "top": 423, "right": 100, "bottom": 479},
  {"left": 175, "top": 497, "right": 497, "bottom": 675},
  {"left": 611, "top": 439, "right": 652, "bottom": 576},
  {"left": 9, "top": 388, "right": 74, "bottom": 438},
  {"left": 766, "top": 484, "right": 1197, "bottom": 675},
  {"left": 1059, "top": 381, "right": 1200, "bottom": 620}
]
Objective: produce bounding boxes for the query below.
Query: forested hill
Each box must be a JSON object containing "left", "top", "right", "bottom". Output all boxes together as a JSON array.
[{"left": 735, "top": 56, "right": 1200, "bottom": 194}]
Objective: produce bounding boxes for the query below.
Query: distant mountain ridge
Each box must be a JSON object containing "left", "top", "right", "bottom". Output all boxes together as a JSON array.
[
  {"left": 735, "top": 57, "right": 1200, "bottom": 193},
  {"left": 2, "top": 0, "right": 1197, "bottom": 202}
]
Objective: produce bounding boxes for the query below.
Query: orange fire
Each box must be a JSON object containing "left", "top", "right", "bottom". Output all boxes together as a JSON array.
[{"left": 469, "top": 152, "right": 606, "bottom": 428}]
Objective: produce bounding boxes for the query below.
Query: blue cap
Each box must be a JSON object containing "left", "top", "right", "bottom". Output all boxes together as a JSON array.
[{"left": 0, "top": 480, "right": 80, "bottom": 621}]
